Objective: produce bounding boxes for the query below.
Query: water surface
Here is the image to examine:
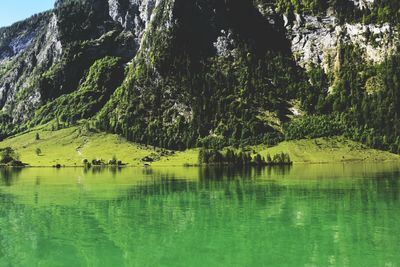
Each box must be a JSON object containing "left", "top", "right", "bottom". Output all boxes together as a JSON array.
[{"left": 1, "top": 164, "right": 400, "bottom": 266}]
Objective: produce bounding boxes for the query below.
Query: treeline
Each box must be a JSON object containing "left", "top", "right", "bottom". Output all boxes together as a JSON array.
[
  {"left": 82, "top": 156, "right": 125, "bottom": 168},
  {"left": 198, "top": 148, "right": 292, "bottom": 166}
]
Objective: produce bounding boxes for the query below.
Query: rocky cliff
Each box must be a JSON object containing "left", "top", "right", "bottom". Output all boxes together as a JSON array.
[{"left": 0, "top": 0, "right": 157, "bottom": 128}]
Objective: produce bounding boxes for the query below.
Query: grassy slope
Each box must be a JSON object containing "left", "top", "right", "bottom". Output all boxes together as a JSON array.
[
  {"left": 0, "top": 127, "right": 154, "bottom": 167},
  {"left": 0, "top": 127, "right": 399, "bottom": 167},
  {"left": 255, "top": 137, "right": 400, "bottom": 163}
]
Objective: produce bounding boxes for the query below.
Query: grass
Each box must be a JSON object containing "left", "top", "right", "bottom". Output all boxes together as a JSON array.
[
  {"left": 0, "top": 126, "right": 155, "bottom": 167},
  {"left": 0, "top": 126, "right": 399, "bottom": 167},
  {"left": 255, "top": 137, "right": 400, "bottom": 163}
]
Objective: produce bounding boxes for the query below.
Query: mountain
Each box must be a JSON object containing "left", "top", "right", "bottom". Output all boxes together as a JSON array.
[
  {"left": 0, "top": 0, "right": 399, "bottom": 153},
  {"left": 0, "top": 0, "right": 149, "bottom": 128}
]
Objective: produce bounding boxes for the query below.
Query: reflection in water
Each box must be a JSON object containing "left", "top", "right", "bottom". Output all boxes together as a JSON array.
[
  {"left": 198, "top": 165, "right": 292, "bottom": 182},
  {"left": 83, "top": 166, "right": 124, "bottom": 176},
  {"left": 0, "top": 168, "right": 22, "bottom": 186},
  {"left": 0, "top": 164, "right": 400, "bottom": 266}
]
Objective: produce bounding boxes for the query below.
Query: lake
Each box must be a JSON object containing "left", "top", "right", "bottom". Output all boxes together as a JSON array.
[{"left": 1, "top": 163, "right": 400, "bottom": 266}]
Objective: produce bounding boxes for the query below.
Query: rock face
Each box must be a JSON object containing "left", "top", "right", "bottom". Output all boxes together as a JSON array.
[
  {"left": 285, "top": 14, "right": 398, "bottom": 70},
  {"left": 0, "top": 12, "right": 59, "bottom": 122},
  {"left": 108, "top": 0, "right": 158, "bottom": 45},
  {"left": 351, "top": 0, "right": 375, "bottom": 10}
]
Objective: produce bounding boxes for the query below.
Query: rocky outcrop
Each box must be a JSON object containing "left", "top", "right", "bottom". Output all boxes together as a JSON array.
[
  {"left": 285, "top": 14, "right": 398, "bottom": 70},
  {"left": 108, "top": 0, "right": 159, "bottom": 45},
  {"left": 351, "top": 0, "right": 374, "bottom": 10},
  {"left": 0, "top": 12, "right": 58, "bottom": 122}
]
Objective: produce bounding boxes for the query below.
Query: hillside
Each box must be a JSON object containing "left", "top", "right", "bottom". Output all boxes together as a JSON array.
[
  {"left": 0, "top": 0, "right": 399, "bottom": 155},
  {"left": 0, "top": 126, "right": 153, "bottom": 167},
  {"left": 256, "top": 137, "right": 400, "bottom": 163},
  {"left": 0, "top": 126, "right": 398, "bottom": 167}
]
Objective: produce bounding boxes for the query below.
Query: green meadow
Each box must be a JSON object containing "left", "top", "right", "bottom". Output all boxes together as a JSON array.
[{"left": 1, "top": 125, "right": 399, "bottom": 167}]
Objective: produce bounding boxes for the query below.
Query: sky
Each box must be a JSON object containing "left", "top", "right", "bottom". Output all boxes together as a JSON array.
[{"left": 0, "top": 0, "right": 55, "bottom": 27}]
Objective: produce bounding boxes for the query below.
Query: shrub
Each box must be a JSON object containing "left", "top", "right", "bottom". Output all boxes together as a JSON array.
[
  {"left": 0, "top": 147, "right": 19, "bottom": 164},
  {"left": 92, "top": 159, "right": 105, "bottom": 166},
  {"left": 270, "top": 152, "right": 292, "bottom": 165}
]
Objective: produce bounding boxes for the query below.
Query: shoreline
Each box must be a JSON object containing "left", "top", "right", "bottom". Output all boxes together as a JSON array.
[{"left": 2, "top": 158, "right": 400, "bottom": 169}]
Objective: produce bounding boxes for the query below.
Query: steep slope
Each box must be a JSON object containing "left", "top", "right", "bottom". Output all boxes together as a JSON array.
[
  {"left": 0, "top": 12, "right": 59, "bottom": 127},
  {"left": 274, "top": 0, "right": 400, "bottom": 153},
  {"left": 97, "top": 0, "right": 306, "bottom": 149},
  {"left": 0, "top": 0, "right": 157, "bottom": 137}
]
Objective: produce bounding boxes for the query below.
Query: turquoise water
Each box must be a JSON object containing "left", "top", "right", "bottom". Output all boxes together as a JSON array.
[{"left": 1, "top": 164, "right": 400, "bottom": 266}]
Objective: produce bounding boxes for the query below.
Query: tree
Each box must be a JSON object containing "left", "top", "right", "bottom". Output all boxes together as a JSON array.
[
  {"left": 266, "top": 153, "right": 272, "bottom": 164},
  {"left": 0, "top": 147, "right": 19, "bottom": 164},
  {"left": 253, "top": 153, "right": 265, "bottom": 166}
]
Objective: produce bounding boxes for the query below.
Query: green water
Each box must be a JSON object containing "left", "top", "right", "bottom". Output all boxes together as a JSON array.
[{"left": 1, "top": 164, "right": 400, "bottom": 267}]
